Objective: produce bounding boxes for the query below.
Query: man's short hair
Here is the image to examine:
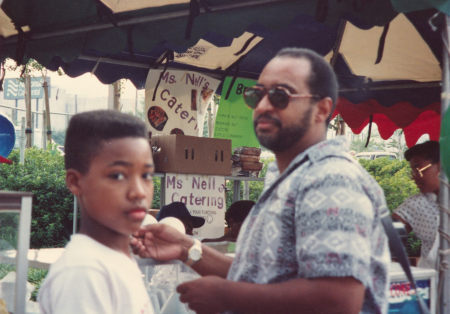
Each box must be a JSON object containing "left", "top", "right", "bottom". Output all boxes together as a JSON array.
[
  {"left": 404, "top": 140, "right": 440, "bottom": 163},
  {"left": 64, "top": 109, "right": 148, "bottom": 173},
  {"left": 225, "top": 200, "right": 255, "bottom": 224},
  {"left": 275, "top": 48, "right": 338, "bottom": 124}
]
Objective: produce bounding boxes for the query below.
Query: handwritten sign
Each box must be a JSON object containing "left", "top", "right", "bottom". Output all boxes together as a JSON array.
[
  {"left": 164, "top": 173, "right": 226, "bottom": 239},
  {"left": 214, "top": 77, "right": 259, "bottom": 149},
  {"left": 145, "top": 69, "right": 220, "bottom": 136}
]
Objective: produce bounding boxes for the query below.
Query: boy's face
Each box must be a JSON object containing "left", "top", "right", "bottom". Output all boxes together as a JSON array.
[{"left": 67, "top": 137, "right": 154, "bottom": 238}]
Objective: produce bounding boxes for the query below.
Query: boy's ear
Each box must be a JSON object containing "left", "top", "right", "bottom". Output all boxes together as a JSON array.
[{"left": 66, "top": 169, "right": 83, "bottom": 196}]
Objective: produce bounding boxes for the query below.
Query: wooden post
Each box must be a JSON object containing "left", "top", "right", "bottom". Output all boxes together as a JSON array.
[
  {"left": 113, "top": 80, "right": 120, "bottom": 111},
  {"left": 42, "top": 77, "right": 52, "bottom": 144},
  {"left": 24, "top": 75, "right": 32, "bottom": 148}
]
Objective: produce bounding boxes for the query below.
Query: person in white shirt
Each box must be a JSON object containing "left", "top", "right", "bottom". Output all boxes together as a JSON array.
[{"left": 38, "top": 110, "right": 155, "bottom": 314}]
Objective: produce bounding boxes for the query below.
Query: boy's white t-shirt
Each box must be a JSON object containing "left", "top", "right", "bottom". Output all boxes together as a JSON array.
[{"left": 38, "top": 234, "right": 154, "bottom": 314}]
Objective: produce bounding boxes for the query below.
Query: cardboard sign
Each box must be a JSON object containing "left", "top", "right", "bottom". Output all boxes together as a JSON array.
[
  {"left": 214, "top": 77, "right": 260, "bottom": 149},
  {"left": 145, "top": 69, "right": 220, "bottom": 136},
  {"left": 164, "top": 173, "right": 226, "bottom": 239},
  {"left": 174, "top": 32, "right": 263, "bottom": 70}
]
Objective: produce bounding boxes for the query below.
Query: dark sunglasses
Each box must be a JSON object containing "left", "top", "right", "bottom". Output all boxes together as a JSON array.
[{"left": 243, "top": 85, "right": 321, "bottom": 109}]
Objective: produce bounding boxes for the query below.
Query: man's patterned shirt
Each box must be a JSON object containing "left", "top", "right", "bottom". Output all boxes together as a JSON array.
[{"left": 227, "top": 137, "right": 390, "bottom": 313}]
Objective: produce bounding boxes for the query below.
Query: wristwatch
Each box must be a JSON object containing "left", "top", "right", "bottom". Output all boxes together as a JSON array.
[{"left": 185, "top": 238, "right": 202, "bottom": 266}]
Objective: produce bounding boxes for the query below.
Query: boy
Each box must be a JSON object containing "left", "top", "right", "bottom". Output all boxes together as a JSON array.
[{"left": 38, "top": 110, "right": 155, "bottom": 313}]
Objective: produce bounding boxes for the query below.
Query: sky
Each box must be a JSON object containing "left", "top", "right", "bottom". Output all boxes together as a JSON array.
[{"left": 3, "top": 59, "right": 141, "bottom": 101}]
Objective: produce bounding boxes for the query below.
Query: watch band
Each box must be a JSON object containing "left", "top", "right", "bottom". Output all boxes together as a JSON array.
[{"left": 185, "top": 238, "right": 202, "bottom": 266}]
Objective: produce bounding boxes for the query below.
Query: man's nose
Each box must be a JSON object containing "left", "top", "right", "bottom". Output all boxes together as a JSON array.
[{"left": 254, "top": 94, "right": 274, "bottom": 113}]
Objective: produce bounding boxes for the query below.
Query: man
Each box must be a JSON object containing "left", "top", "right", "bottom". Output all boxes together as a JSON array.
[{"left": 132, "top": 48, "right": 390, "bottom": 314}]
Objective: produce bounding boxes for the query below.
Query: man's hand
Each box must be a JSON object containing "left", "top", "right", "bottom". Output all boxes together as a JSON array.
[
  {"left": 177, "top": 276, "right": 228, "bottom": 314},
  {"left": 130, "top": 223, "right": 193, "bottom": 262}
]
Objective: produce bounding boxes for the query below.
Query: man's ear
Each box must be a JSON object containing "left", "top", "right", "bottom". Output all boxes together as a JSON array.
[
  {"left": 66, "top": 169, "right": 83, "bottom": 196},
  {"left": 315, "top": 97, "right": 333, "bottom": 124}
]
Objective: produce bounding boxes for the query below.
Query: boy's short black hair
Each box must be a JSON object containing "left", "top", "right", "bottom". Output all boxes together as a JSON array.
[
  {"left": 404, "top": 140, "right": 440, "bottom": 163},
  {"left": 225, "top": 200, "right": 255, "bottom": 224},
  {"left": 64, "top": 110, "right": 148, "bottom": 173}
]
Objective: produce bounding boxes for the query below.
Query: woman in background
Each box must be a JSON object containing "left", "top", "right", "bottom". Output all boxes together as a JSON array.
[{"left": 392, "top": 141, "right": 440, "bottom": 269}]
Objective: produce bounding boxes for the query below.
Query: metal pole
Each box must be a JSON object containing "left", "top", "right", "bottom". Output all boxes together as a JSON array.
[
  {"left": 42, "top": 110, "right": 47, "bottom": 149},
  {"left": 43, "top": 78, "right": 52, "bottom": 144},
  {"left": 13, "top": 99, "right": 18, "bottom": 124},
  {"left": 35, "top": 98, "right": 39, "bottom": 129},
  {"left": 24, "top": 75, "right": 32, "bottom": 148},
  {"left": 73, "top": 196, "right": 78, "bottom": 234},
  {"left": 14, "top": 195, "right": 32, "bottom": 314},
  {"left": 19, "top": 117, "right": 25, "bottom": 164},
  {"left": 243, "top": 181, "right": 249, "bottom": 200},
  {"left": 439, "top": 15, "right": 450, "bottom": 314}
]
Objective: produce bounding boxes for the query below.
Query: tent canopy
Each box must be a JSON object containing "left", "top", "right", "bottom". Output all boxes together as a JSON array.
[{"left": 0, "top": 0, "right": 446, "bottom": 145}]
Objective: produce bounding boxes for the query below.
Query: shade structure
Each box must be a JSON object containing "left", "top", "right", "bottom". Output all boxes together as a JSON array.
[{"left": 0, "top": 0, "right": 445, "bottom": 146}]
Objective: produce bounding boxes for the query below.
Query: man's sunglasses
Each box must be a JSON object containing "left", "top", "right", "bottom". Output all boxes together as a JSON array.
[{"left": 243, "top": 85, "right": 321, "bottom": 110}]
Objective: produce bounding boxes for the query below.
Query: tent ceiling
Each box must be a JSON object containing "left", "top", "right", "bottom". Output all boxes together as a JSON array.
[{"left": 0, "top": 0, "right": 445, "bottom": 145}]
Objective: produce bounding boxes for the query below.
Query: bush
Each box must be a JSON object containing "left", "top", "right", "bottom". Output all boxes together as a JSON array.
[
  {"left": 358, "top": 157, "right": 421, "bottom": 256},
  {"left": 358, "top": 158, "right": 418, "bottom": 211},
  {"left": 0, "top": 148, "right": 74, "bottom": 248}
]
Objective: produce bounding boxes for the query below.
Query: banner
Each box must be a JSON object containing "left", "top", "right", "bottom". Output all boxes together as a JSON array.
[
  {"left": 164, "top": 173, "right": 226, "bottom": 239},
  {"left": 145, "top": 69, "right": 220, "bottom": 136},
  {"left": 214, "top": 77, "right": 259, "bottom": 149}
]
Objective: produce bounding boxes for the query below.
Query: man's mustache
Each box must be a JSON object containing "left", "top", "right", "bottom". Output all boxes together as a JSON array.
[{"left": 254, "top": 114, "right": 282, "bottom": 128}]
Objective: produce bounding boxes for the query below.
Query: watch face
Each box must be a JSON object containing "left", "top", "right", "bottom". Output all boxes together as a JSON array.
[{"left": 190, "top": 249, "right": 202, "bottom": 261}]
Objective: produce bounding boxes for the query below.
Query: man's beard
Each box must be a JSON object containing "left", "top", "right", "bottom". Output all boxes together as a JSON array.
[{"left": 254, "top": 106, "right": 312, "bottom": 153}]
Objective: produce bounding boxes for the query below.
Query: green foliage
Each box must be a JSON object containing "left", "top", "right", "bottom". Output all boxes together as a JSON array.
[
  {"left": 0, "top": 264, "right": 15, "bottom": 280},
  {"left": 406, "top": 232, "right": 421, "bottom": 257},
  {"left": 0, "top": 148, "right": 73, "bottom": 248},
  {"left": 28, "top": 268, "right": 48, "bottom": 301},
  {"left": 152, "top": 177, "right": 162, "bottom": 209},
  {"left": 359, "top": 158, "right": 421, "bottom": 256},
  {"left": 358, "top": 158, "right": 418, "bottom": 211},
  {"left": 0, "top": 264, "right": 48, "bottom": 301},
  {"left": 0, "top": 213, "right": 19, "bottom": 249}
]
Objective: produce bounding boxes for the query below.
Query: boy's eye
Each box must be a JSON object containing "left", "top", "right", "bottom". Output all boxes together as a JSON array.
[
  {"left": 110, "top": 173, "right": 125, "bottom": 180},
  {"left": 143, "top": 172, "right": 154, "bottom": 181}
]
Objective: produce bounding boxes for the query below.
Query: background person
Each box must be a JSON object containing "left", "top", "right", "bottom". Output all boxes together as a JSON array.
[
  {"left": 157, "top": 201, "right": 205, "bottom": 235},
  {"left": 38, "top": 110, "right": 155, "bottom": 314},
  {"left": 392, "top": 140, "right": 440, "bottom": 269},
  {"left": 132, "top": 48, "right": 390, "bottom": 314},
  {"left": 202, "top": 200, "right": 255, "bottom": 243}
]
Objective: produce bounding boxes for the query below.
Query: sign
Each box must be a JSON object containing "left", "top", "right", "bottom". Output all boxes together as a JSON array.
[
  {"left": 3, "top": 77, "right": 50, "bottom": 100},
  {"left": 388, "top": 279, "right": 431, "bottom": 313},
  {"left": 214, "top": 77, "right": 259, "bottom": 149},
  {"left": 144, "top": 69, "right": 220, "bottom": 136},
  {"left": 164, "top": 173, "right": 226, "bottom": 239}
]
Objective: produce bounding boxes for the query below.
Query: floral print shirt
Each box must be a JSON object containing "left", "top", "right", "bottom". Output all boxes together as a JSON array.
[{"left": 227, "top": 137, "right": 390, "bottom": 314}]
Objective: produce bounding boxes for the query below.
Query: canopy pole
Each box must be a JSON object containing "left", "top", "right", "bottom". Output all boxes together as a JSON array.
[{"left": 439, "top": 14, "right": 450, "bottom": 314}]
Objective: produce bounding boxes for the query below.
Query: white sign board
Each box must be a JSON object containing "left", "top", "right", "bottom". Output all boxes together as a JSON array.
[
  {"left": 164, "top": 173, "right": 226, "bottom": 239},
  {"left": 144, "top": 69, "right": 220, "bottom": 136}
]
